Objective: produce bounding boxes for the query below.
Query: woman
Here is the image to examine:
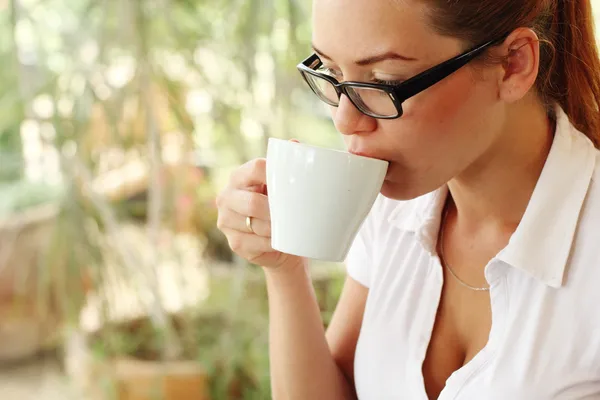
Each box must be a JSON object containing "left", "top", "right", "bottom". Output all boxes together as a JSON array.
[{"left": 216, "top": 0, "right": 600, "bottom": 398}]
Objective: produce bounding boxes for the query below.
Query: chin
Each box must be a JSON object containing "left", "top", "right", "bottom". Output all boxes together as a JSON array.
[
  {"left": 381, "top": 180, "right": 416, "bottom": 200},
  {"left": 380, "top": 180, "right": 421, "bottom": 201}
]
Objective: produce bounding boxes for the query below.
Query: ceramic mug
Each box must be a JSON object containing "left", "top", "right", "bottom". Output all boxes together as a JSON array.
[{"left": 266, "top": 138, "right": 389, "bottom": 262}]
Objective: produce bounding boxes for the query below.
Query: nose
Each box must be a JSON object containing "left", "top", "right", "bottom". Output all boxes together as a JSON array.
[{"left": 331, "top": 94, "right": 377, "bottom": 136}]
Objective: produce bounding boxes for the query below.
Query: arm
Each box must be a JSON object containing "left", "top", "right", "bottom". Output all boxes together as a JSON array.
[
  {"left": 215, "top": 158, "right": 369, "bottom": 398},
  {"left": 266, "top": 261, "right": 368, "bottom": 400}
]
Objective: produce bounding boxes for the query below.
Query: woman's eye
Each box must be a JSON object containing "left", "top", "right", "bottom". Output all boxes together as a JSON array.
[
  {"left": 373, "top": 78, "right": 404, "bottom": 86},
  {"left": 321, "top": 67, "right": 342, "bottom": 79}
]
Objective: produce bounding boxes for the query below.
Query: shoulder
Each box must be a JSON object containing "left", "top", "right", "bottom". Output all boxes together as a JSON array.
[
  {"left": 577, "top": 149, "right": 600, "bottom": 225},
  {"left": 559, "top": 122, "right": 600, "bottom": 271}
]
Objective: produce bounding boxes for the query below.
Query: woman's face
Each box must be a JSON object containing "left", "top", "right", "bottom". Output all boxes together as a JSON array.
[{"left": 312, "top": 0, "right": 506, "bottom": 200}]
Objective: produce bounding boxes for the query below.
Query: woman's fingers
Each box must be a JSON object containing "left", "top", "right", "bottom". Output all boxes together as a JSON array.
[
  {"left": 230, "top": 158, "right": 267, "bottom": 190},
  {"left": 217, "top": 208, "right": 271, "bottom": 237},
  {"left": 217, "top": 188, "right": 270, "bottom": 221},
  {"left": 220, "top": 228, "right": 274, "bottom": 260},
  {"left": 215, "top": 157, "right": 299, "bottom": 267}
]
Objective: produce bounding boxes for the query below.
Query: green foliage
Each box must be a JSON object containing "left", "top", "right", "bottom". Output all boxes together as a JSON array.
[
  {"left": 0, "top": 0, "right": 347, "bottom": 397},
  {"left": 0, "top": 180, "right": 64, "bottom": 217},
  {"left": 87, "top": 267, "right": 345, "bottom": 399},
  {"left": 200, "top": 267, "right": 345, "bottom": 399}
]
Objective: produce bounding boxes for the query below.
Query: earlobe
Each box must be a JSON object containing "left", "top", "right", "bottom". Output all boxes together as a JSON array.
[{"left": 498, "top": 28, "right": 540, "bottom": 103}]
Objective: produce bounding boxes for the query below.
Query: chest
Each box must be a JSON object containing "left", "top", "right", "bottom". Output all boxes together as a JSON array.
[
  {"left": 421, "top": 267, "right": 493, "bottom": 399},
  {"left": 353, "top": 253, "right": 600, "bottom": 400}
]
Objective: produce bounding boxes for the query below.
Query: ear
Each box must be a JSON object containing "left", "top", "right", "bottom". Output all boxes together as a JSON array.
[{"left": 496, "top": 28, "right": 540, "bottom": 103}]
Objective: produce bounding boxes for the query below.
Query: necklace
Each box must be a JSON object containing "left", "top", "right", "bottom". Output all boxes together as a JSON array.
[{"left": 439, "top": 200, "right": 490, "bottom": 292}]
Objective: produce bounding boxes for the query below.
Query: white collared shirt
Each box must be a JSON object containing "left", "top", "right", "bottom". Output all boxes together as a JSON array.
[{"left": 345, "top": 107, "right": 600, "bottom": 399}]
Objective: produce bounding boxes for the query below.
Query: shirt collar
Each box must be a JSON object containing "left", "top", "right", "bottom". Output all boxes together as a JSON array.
[
  {"left": 388, "top": 106, "right": 597, "bottom": 288},
  {"left": 498, "top": 106, "right": 596, "bottom": 287},
  {"left": 387, "top": 185, "right": 448, "bottom": 254}
]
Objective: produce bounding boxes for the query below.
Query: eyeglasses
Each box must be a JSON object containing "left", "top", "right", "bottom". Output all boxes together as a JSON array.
[{"left": 297, "top": 35, "right": 508, "bottom": 119}]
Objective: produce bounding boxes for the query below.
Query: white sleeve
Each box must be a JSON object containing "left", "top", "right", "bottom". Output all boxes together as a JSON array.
[{"left": 344, "top": 197, "right": 380, "bottom": 288}]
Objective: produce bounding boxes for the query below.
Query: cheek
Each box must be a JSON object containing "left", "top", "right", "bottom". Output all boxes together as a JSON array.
[
  {"left": 380, "top": 70, "right": 496, "bottom": 198},
  {"left": 405, "top": 69, "right": 480, "bottom": 136}
]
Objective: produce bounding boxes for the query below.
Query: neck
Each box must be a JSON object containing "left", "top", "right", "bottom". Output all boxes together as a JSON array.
[{"left": 447, "top": 100, "right": 555, "bottom": 233}]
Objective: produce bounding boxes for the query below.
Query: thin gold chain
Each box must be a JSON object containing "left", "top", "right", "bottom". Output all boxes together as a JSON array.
[{"left": 439, "top": 200, "right": 490, "bottom": 292}]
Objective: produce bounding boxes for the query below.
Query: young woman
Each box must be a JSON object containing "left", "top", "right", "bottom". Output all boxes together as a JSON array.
[{"left": 216, "top": 0, "right": 600, "bottom": 398}]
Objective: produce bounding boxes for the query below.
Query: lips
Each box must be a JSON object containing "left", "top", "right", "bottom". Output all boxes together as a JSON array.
[
  {"left": 348, "top": 148, "right": 384, "bottom": 160},
  {"left": 349, "top": 149, "right": 370, "bottom": 157}
]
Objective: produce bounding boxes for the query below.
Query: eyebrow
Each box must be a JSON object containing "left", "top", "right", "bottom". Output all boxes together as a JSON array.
[{"left": 311, "top": 44, "right": 418, "bottom": 66}]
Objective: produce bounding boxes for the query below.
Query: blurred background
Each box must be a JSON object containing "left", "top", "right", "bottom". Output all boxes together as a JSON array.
[
  {"left": 0, "top": 0, "right": 344, "bottom": 399},
  {"left": 0, "top": 1, "right": 599, "bottom": 399}
]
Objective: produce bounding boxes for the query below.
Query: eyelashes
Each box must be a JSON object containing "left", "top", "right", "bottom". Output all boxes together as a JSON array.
[
  {"left": 373, "top": 78, "right": 405, "bottom": 86},
  {"left": 321, "top": 67, "right": 342, "bottom": 79},
  {"left": 319, "top": 67, "right": 404, "bottom": 86}
]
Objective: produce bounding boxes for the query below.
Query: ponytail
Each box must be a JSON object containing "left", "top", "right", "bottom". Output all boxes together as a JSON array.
[{"left": 544, "top": 0, "right": 600, "bottom": 146}]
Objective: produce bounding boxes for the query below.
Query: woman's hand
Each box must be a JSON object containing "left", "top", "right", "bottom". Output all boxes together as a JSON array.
[{"left": 216, "top": 158, "right": 306, "bottom": 270}]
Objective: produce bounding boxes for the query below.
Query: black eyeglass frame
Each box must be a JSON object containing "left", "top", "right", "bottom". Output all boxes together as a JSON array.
[{"left": 297, "top": 35, "right": 508, "bottom": 119}]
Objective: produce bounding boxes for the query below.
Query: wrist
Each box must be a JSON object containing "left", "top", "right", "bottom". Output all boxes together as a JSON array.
[{"left": 261, "top": 257, "right": 309, "bottom": 278}]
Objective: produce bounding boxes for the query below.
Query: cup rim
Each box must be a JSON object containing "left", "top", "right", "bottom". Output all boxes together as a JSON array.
[{"left": 267, "top": 137, "right": 389, "bottom": 166}]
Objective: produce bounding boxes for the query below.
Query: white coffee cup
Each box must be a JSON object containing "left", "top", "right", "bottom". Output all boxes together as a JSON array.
[{"left": 266, "top": 138, "right": 389, "bottom": 262}]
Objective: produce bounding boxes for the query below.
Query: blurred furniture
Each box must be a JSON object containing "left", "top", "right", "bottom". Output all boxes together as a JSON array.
[{"left": 0, "top": 204, "right": 84, "bottom": 362}]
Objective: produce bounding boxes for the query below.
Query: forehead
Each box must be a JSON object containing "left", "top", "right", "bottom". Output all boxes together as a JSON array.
[{"left": 311, "top": 0, "right": 457, "bottom": 64}]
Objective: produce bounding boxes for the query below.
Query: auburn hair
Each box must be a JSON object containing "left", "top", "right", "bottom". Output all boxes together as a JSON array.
[{"left": 424, "top": 0, "right": 600, "bottom": 147}]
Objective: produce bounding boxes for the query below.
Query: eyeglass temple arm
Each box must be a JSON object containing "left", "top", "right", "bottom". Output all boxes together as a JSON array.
[{"left": 394, "top": 36, "right": 507, "bottom": 102}]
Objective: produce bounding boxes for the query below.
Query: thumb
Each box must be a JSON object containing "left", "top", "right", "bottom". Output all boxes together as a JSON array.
[{"left": 248, "top": 184, "right": 267, "bottom": 195}]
